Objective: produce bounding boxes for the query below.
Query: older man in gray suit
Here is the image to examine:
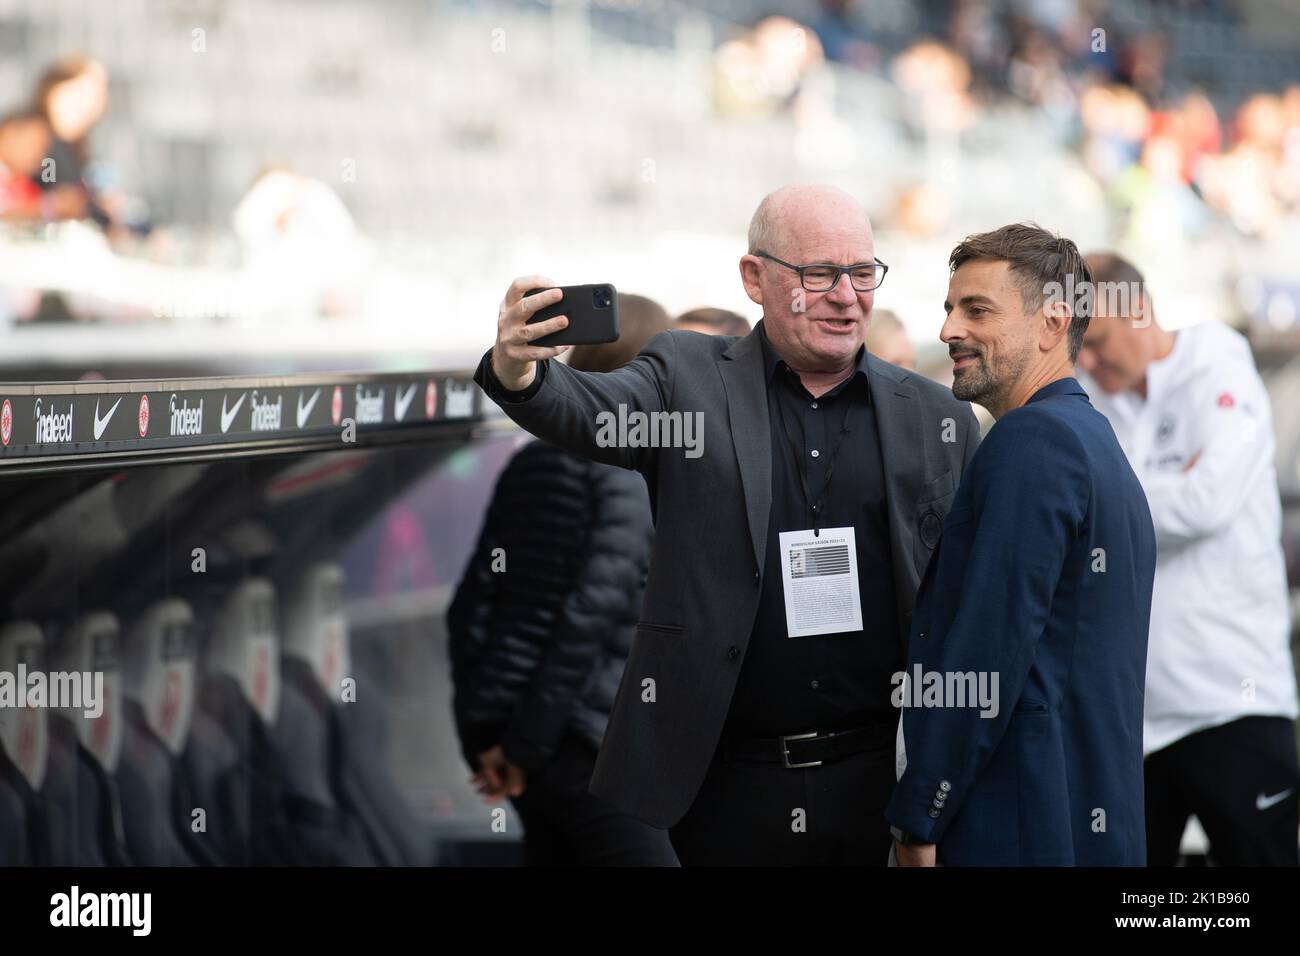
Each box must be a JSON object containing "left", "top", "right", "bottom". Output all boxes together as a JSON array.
[{"left": 474, "top": 184, "right": 979, "bottom": 865}]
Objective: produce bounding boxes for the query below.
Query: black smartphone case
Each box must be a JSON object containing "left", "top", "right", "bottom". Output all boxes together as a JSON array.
[{"left": 524, "top": 284, "right": 619, "bottom": 346}]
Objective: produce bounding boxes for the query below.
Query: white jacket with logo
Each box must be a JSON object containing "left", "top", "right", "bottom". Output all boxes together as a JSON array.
[{"left": 1081, "top": 322, "right": 1299, "bottom": 755}]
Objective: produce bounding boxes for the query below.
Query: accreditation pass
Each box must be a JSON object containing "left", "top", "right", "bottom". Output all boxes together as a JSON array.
[{"left": 778, "top": 526, "right": 863, "bottom": 638}]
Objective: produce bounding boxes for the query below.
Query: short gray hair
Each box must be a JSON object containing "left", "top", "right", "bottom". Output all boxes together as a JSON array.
[{"left": 748, "top": 194, "right": 778, "bottom": 254}]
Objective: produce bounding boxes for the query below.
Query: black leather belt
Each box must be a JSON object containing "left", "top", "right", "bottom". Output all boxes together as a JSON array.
[{"left": 718, "top": 723, "right": 895, "bottom": 769}]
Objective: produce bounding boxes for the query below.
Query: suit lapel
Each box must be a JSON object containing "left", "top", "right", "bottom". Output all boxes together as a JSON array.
[
  {"left": 719, "top": 332, "right": 772, "bottom": 575},
  {"left": 718, "top": 338, "right": 929, "bottom": 653},
  {"left": 866, "top": 355, "right": 927, "bottom": 656}
]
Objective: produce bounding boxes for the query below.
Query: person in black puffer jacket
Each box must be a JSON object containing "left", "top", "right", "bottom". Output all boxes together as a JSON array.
[{"left": 448, "top": 293, "right": 679, "bottom": 866}]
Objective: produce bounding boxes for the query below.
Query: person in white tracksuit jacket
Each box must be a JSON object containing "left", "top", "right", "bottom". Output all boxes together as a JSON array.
[{"left": 1077, "top": 251, "right": 1299, "bottom": 865}]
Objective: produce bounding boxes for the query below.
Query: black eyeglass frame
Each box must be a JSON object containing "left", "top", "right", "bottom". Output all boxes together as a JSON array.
[{"left": 752, "top": 250, "right": 890, "bottom": 292}]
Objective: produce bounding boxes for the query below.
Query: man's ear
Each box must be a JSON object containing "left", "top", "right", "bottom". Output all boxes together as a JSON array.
[
  {"left": 739, "top": 255, "right": 764, "bottom": 306},
  {"left": 1041, "top": 297, "right": 1072, "bottom": 353},
  {"left": 1131, "top": 291, "right": 1152, "bottom": 329}
]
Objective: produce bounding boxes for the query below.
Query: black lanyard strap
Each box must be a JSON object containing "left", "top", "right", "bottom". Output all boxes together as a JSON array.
[{"left": 773, "top": 380, "right": 856, "bottom": 536}]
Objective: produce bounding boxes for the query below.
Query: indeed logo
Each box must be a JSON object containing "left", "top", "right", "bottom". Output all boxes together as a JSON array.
[
  {"left": 33, "top": 397, "right": 74, "bottom": 444},
  {"left": 444, "top": 380, "right": 474, "bottom": 419},
  {"left": 168, "top": 393, "right": 204, "bottom": 436},
  {"left": 355, "top": 385, "right": 384, "bottom": 424},
  {"left": 249, "top": 391, "right": 283, "bottom": 431}
]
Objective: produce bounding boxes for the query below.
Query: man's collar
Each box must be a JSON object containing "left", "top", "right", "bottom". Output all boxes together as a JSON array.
[
  {"left": 1025, "top": 376, "right": 1089, "bottom": 405},
  {"left": 757, "top": 318, "right": 871, "bottom": 392},
  {"left": 758, "top": 320, "right": 782, "bottom": 383}
]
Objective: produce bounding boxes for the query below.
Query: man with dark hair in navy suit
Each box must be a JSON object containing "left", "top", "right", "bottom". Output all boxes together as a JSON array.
[{"left": 886, "top": 224, "right": 1157, "bottom": 866}]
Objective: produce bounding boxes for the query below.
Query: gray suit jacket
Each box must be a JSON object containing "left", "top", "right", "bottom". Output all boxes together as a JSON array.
[{"left": 474, "top": 326, "right": 980, "bottom": 827}]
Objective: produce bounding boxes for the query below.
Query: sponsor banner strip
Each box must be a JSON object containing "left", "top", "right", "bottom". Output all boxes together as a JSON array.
[{"left": 0, "top": 370, "right": 481, "bottom": 465}]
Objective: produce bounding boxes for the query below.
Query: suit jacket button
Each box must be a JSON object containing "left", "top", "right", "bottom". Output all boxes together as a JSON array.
[
  {"left": 727, "top": 646, "right": 739, "bottom": 660},
  {"left": 928, "top": 808, "right": 941, "bottom": 819},
  {"left": 939, "top": 780, "right": 951, "bottom": 793},
  {"left": 919, "top": 510, "right": 943, "bottom": 548},
  {"left": 933, "top": 798, "right": 944, "bottom": 809},
  {"left": 918, "top": 631, "right": 926, "bottom": 639}
]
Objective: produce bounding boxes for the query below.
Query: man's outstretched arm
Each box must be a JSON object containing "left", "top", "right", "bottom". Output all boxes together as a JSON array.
[{"left": 475, "top": 275, "right": 677, "bottom": 472}]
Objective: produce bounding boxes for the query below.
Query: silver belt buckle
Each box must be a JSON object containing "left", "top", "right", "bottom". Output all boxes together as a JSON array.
[{"left": 780, "top": 731, "right": 823, "bottom": 769}]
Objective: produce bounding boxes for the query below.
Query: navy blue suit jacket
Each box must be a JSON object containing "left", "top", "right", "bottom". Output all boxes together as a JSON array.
[{"left": 885, "top": 378, "right": 1156, "bottom": 865}]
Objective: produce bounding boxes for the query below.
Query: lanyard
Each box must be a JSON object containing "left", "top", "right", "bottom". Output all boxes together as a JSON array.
[{"left": 773, "top": 379, "right": 856, "bottom": 536}]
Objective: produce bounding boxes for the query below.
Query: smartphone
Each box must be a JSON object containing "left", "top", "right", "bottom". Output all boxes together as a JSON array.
[{"left": 523, "top": 283, "right": 619, "bottom": 346}]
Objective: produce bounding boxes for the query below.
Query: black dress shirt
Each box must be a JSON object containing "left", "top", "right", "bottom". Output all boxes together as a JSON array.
[{"left": 723, "top": 321, "right": 901, "bottom": 736}]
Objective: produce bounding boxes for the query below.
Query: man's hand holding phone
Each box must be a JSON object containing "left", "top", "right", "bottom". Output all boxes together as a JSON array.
[{"left": 491, "top": 275, "right": 572, "bottom": 392}]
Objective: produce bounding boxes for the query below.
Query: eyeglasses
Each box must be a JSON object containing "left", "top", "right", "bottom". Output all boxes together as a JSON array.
[{"left": 753, "top": 251, "right": 889, "bottom": 292}]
